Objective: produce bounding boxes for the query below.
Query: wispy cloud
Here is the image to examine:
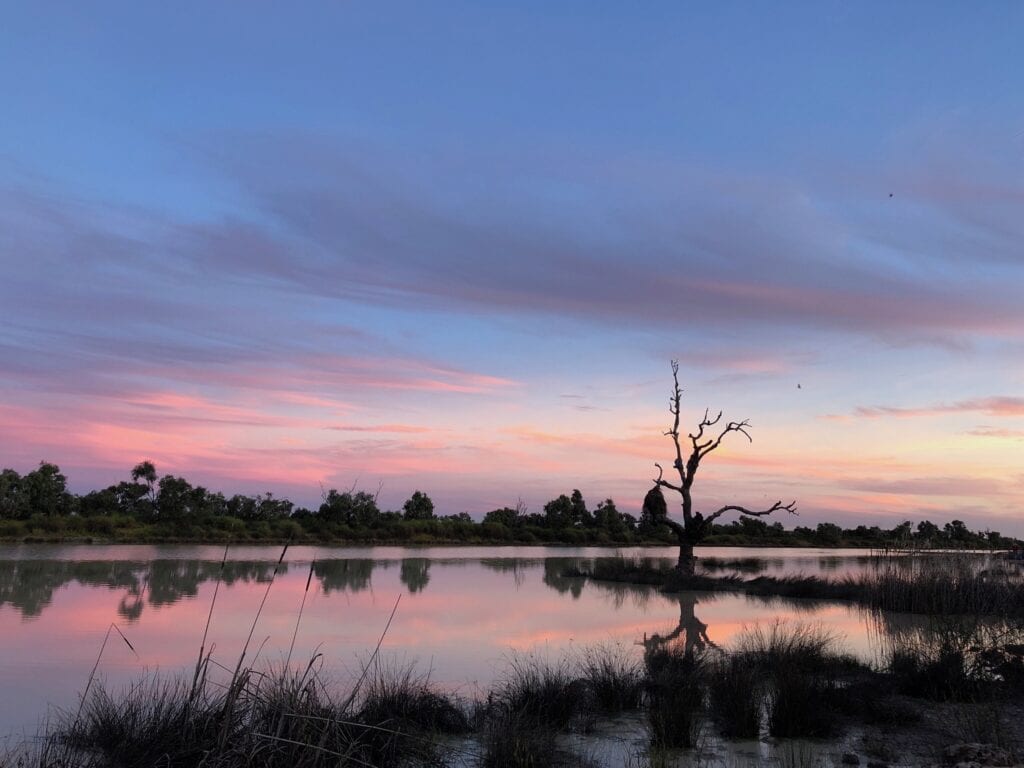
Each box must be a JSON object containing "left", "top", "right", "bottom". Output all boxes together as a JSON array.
[
  {"left": 853, "top": 397, "right": 1024, "bottom": 419},
  {"left": 966, "top": 426, "right": 1024, "bottom": 440},
  {"left": 842, "top": 475, "right": 1011, "bottom": 497},
  {"left": 171, "top": 136, "right": 1024, "bottom": 345}
]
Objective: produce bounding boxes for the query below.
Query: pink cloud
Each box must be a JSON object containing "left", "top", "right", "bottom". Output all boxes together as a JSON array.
[{"left": 325, "top": 424, "right": 437, "bottom": 434}]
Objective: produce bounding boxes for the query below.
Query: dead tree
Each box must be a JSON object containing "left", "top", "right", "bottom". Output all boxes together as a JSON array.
[{"left": 651, "top": 361, "right": 796, "bottom": 575}]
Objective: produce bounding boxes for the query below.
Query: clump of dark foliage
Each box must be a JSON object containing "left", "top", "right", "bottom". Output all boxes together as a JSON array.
[{"left": 4, "top": 460, "right": 1020, "bottom": 551}]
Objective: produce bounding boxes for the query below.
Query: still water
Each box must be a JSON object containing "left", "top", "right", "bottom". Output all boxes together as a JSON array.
[{"left": 0, "top": 545, "right": 887, "bottom": 739}]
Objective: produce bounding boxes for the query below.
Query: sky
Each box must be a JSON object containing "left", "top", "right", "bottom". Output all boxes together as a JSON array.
[{"left": 1, "top": 2, "right": 1023, "bottom": 532}]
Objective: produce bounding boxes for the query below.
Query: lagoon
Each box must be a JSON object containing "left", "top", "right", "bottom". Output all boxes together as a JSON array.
[{"left": 0, "top": 545, "right": 906, "bottom": 741}]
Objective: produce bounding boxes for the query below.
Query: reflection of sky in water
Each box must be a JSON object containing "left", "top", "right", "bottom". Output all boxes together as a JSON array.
[{"left": 0, "top": 545, "right": 908, "bottom": 738}]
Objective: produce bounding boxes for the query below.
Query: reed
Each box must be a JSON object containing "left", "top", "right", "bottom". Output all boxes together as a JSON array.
[
  {"left": 490, "top": 651, "right": 582, "bottom": 729},
  {"left": 575, "top": 642, "right": 644, "bottom": 712},
  {"left": 74, "top": 622, "right": 138, "bottom": 726},
  {"left": 726, "top": 622, "right": 856, "bottom": 739},
  {"left": 643, "top": 644, "right": 706, "bottom": 749},
  {"left": 49, "top": 654, "right": 463, "bottom": 768},
  {"left": 285, "top": 558, "right": 316, "bottom": 670},
  {"left": 707, "top": 653, "right": 761, "bottom": 738},
  {"left": 477, "top": 708, "right": 560, "bottom": 768}
]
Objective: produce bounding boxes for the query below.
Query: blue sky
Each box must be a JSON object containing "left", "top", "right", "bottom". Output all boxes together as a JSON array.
[{"left": 2, "top": 2, "right": 1024, "bottom": 531}]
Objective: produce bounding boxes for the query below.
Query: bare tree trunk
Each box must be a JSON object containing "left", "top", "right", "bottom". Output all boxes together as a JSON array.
[{"left": 677, "top": 540, "right": 696, "bottom": 575}]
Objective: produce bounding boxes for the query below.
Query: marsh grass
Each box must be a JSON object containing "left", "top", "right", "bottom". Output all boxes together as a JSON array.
[
  {"left": 43, "top": 656, "right": 461, "bottom": 768},
  {"left": 478, "top": 709, "right": 560, "bottom": 768},
  {"left": 578, "top": 552, "right": 1024, "bottom": 620},
  {"left": 707, "top": 653, "right": 761, "bottom": 738},
  {"left": 730, "top": 622, "right": 856, "bottom": 739},
  {"left": 490, "top": 652, "right": 583, "bottom": 729},
  {"left": 575, "top": 643, "right": 644, "bottom": 713},
  {"left": 861, "top": 554, "right": 1024, "bottom": 617},
  {"left": 63, "top": 676, "right": 227, "bottom": 766},
  {"left": 584, "top": 556, "right": 673, "bottom": 586},
  {"left": 643, "top": 645, "right": 706, "bottom": 749},
  {"left": 698, "top": 556, "right": 772, "bottom": 575},
  {"left": 357, "top": 658, "right": 470, "bottom": 735}
]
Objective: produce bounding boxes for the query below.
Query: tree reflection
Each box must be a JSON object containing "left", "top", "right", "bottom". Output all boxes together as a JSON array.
[
  {"left": 0, "top": 557, "right": 299, "bottom": 621},
  {"left": 314, "top": 559, "right": 375, "bottom": 594},
  {"left": 117, "top": 588, "right": 145, "bottom": 622},
  {"left": 398, "top": 558, "right": 430, "bottom": 593},
  {"left": 542, "top": 558, "right": 584, "bottom": 599},
  {"left": 479, "top": 558, "right": 531, "bottom": 588},
  {"left": 642, "top": 592, "right": 717, "bottom": 657}
]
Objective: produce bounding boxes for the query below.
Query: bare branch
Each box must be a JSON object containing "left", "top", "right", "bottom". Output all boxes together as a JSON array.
[
  {"left": 687, "top": 409, "right": 722, "bottom": 444},
  {"left": 659, "top": 515, "right": 686, "bottom": 540},
  {"left": 704, "top": 500, "right": 798, "bottom": 526},
  {"left": 699, "top": 419, "right": 753, "bottom": 458},
  {"left": 664, "top": 361, "right": 687, "bottom": 486},
  {"left": 653, "top": 463, "right": 682, "bottom": 493}
]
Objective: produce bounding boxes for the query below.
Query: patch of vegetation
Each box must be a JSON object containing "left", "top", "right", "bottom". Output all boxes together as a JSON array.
[
  {"left": 707, "top": 652, "right": 761, "bottom": 738},
  {"left": 3, "top": 460, "right": 1020, "bottom": 549},
  {"left": 643, "top": 644, "right": 706, "bottom": 749},
  {"left": 576, "top": 554, "right": 1024, "bottom": 620},
  {"left": 575, "top": 643, "right": 644, "bottom": 713}
]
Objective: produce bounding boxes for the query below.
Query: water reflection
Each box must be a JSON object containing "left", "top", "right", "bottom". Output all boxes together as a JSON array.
[
  {"left": 0, "top": 546, "right": 899, "bottom": 739},
  {"left": 314, "top": 559, "right": 375, "bottom": 595},
  {"left": 479, "top": 557, "right": 530, "bottom": 587},
  {"left": 643, "top": 593, "right": 717, "bottom": 656},
  {"left": 400, "top": 558, "right": 431, "bottom": 593},
  {"left": 0, "top": 550, "right": 908, "bottom": 621},
  {"left": 0, "top": 554, "right": 594, "bottom": 619},
  {"left": 543, "top": 558, "right": 585, "bottom": 599}
]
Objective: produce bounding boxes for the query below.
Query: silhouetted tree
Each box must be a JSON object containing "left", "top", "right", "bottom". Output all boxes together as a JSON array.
[
  {"left": 483, "top": 506, "right": 522, "bottom": 527},
  {"left": 651, "top": 361, "right": 796, "bottom": 574},
  {"left": 569, "top": 489, "right": 591, "bottom": 527},
  {"left": 914, "top": 519, "right": 939, "bottom": 544},
  {"left": 130, "top": 461, "right": 158, "bottom": 501},
  {"left": 543, "top": 494, "right": 574, "bottom": 528},
  {"left": 593, "top": 498, "right": 625, "bottom": 534},
  {"left": 23, "top": 462, "right": 71, "bottom": 517},
  {"left": 402, "top": 490, "right": 435, "bottom": 520},
  {"left": 944, "top": 519, "right": 970, "bottom": 542},
  {"left": 0, "top": 469, "right": 23, "bottom": 519},
  {"left": 319, "top": 488, "right": 380, "bottom": 526}
]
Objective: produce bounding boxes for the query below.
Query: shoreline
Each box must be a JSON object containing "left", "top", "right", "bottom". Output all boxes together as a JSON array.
[{"left": 0, "top": 535, "right": 975, "bottom": 550}]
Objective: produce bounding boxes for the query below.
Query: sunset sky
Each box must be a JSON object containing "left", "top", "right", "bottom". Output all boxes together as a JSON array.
[{"left": 2, "top": 3, "right": 1023, "bottom": 531}]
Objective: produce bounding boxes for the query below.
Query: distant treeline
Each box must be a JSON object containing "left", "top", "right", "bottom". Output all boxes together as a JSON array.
[{"left": 0, "top": 461, "right": 1019, "bottom": 549}]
